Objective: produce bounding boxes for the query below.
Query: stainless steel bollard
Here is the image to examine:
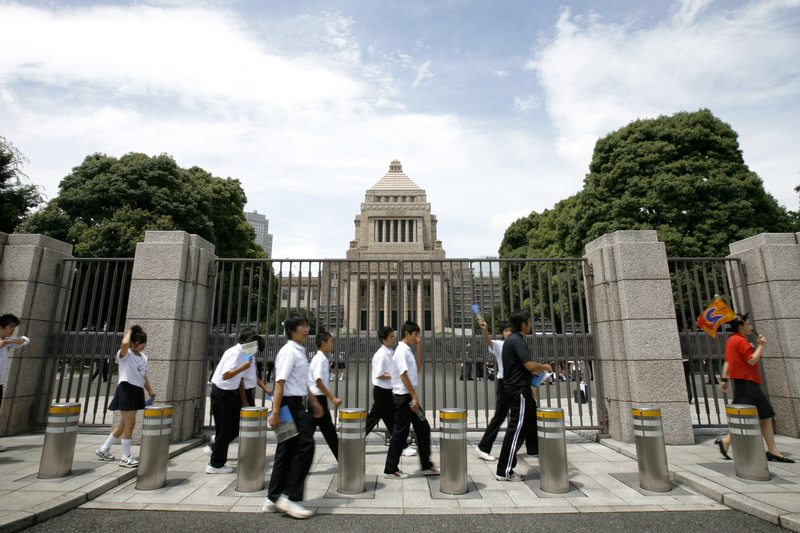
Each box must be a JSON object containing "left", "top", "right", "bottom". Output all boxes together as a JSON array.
[
  {"left": 338, "top": 408, "right": 366, "bottom": 494},
  {"left": 439, "top": 409, "right": 467, "bottom": 495},
  {"left": 38, "top": 402, "right": 81, "bottom": 479},
  {"left": 136, "top": 405, "right": 173, "bottom": 490},
  {"left": 727, "top": 404, "right": 770, "bottom": 481},
  {"left": 236, "top": 407, "right": 270, "bottom": 492},
  {"left": 631, "top": 406, "right": 671, "bottom": 492},
  {"left": 537, "top": 407, "right": 569, "bottom": 493}
]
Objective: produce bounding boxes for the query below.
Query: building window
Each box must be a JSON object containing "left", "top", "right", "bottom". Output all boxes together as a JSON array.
[
  {"left": 312, "top": 289, "right": 318, "bottom": 301},
  {"left": 281, "top": 289, "right": 288, "bottom": 300},
  {"left": 409, "top": 220, "right": 414, "bottom": 242},
  {"left": 377, "top": 220, "right": 383, "bottom": 242},
  {"left": 299, "top": 289, "right": 305, "bottom": 300},
  {"left": 331, "top": 287, "right": 338, "bottom": 299}
]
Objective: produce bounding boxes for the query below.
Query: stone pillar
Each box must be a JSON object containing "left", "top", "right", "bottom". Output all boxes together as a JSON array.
[
  {"left": 0, "top": 233, "right": 73, "bottom": 436},
  {"left": 728, "top": 233, "right": 800, "bottom": 437},
  {"left": 124, "top": 231, "right": 216, "bottom": 442},
  {"left": 584, "top": 230, "right": 694, "bottom": 444}
]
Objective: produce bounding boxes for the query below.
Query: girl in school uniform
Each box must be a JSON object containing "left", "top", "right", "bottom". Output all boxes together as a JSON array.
[{"left": 96, "top": 325, "right": 155, "bottom": 467}]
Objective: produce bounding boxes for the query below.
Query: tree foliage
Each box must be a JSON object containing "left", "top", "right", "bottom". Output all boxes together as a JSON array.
[
  {"left": 19, "top": 152, "right": 265, "bottom": 258},
  {"left": 0, "top": 137, "right": 42, "bottom": 233},
  {"left": 501, "top": 109, "right": 793, "bottom": 259}
]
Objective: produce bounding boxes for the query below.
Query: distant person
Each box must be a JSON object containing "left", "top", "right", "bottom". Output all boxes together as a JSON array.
[
  {"left": 383, "top": 321, "right": 439, "bottom": 479},
  {"left": 496, "top": 310, "right": 552, "bottom": 482},
  {"left": 0, "top": 314, "right": 30, "bottom": 453},
  {"left": 96, "top": 326, "right": 155, "bottom": 467},
  {"left": 263, "top": 313, "right": 323, "bottom": 519},
  {"left": 715, "top": 314, "right": 794, "bottom": 463},
  {"left": 308, "top": 332, "right": 341, "bottom": 461},
  {"left": 475, "top": 319, "right": 512, "bottom": 462}
]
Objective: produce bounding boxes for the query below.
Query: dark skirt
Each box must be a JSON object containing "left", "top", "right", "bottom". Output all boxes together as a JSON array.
[
  {"left": 732, "top": 379, "right": 775, "bottom": 420},
  {"left": 108, "top": 381, "right": 145, "bottom": 411}
]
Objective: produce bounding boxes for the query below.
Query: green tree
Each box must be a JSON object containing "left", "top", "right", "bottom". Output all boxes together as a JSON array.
[
  {"left": 20, "top": 152, "right": 265, "bottom": 258},
  {"left": 0, "top": 137, "right": 42, "bottom": 233},
  {"left": 502, "top": 109, "right": 793, "bottom": 259}
]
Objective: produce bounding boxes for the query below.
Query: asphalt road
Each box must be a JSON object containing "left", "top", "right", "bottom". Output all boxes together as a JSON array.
[{"left": 22, "top": 509, "right": 789, "bottom": 533}]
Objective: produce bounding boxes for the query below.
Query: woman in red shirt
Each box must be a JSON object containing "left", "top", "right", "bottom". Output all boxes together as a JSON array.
[{"left": 716, "top": 314, "right": 794, "bottom": 463}]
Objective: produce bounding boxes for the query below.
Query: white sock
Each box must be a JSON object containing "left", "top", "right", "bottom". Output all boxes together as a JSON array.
[
  {"left": 122, "top": 439, "right": 132, "bottom": 458},
  {"left": 101, "top": 433, "right": 117, "bottom": 452}
]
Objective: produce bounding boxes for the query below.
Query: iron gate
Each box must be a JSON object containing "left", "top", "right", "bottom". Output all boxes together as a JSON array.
[
  {"left": 38, "top": 258, "right": 133, "bottom": 426},
  {"left": 668, "top": 257, "right": 759, "bottom": 427},
  {"left": 203, "top": 258, "right": 603, "bottom": 432}
]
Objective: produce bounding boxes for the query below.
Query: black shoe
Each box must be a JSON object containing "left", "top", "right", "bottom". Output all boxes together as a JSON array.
[
  {"left": 766, "top": 452, "right": 795, "bottom": 463},
  {"left": 715, "top": 438, "right": 731, "bottom": 460}
]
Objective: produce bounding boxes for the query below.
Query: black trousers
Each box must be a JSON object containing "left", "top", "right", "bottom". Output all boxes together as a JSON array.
[
  {"left": 478, "top": 379, "right": 509, "bottom": 454},
  {"left": 268, "top": 397, "right": 315, "bottom": 503},
  {"left": 384, "top": 393, "right": 433, "bottom": 474},
  {"left": 210, "top": 384, "right": 241, "bottom": 468},
  {"left": 365, "top": 386, "right": 394, "bottom": 436},
  {"left": 496, "top": 385, "right": 537, "bottom": 478},
  {"left": 309, "top": 394, "right": 338, "bottom": 461}
]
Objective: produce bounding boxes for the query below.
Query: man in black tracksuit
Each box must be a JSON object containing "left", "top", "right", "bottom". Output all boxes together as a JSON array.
[{"left": 495, "top": 310, "right": 552, "bottom": 482}]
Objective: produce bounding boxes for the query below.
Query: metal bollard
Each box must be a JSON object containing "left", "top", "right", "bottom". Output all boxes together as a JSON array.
[
  {"left": 38, "top": 402, "right": 81, "bottom": 479},
  {"left": 237, "top": 406, "right": 270, "bottom": 492},
  {"left": 537, "top": 407, "right": 569, "bottom": 493},
  {"left": 727, "top": 404, "right": 770, "bottom": 481},
  {"left": 136, "top": 405, "right": 173, "bottom": 490},
  {"left": 439, "top": 409, "right": 467, "bottom": 495},
  {"left": 338, "top": 408, "right": 366, "bottom": 494},
  {"left": 631, "top": 406, "right": 671, "bottom": 492}
]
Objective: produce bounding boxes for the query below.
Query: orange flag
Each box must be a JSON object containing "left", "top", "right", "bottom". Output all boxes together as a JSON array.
[{"left": 697, "top": 298, "right": 736, "bottom": 338}]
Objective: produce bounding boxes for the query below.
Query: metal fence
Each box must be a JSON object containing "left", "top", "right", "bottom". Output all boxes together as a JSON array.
[
  {"left": 203, "top": 258, "right": 603, "bottom": 431},
  {"left": 39, "top": 258, "right": 134, "bottom": 425},
  {"left": 667, "top": 257, "right": 758, "bottom": 427}
]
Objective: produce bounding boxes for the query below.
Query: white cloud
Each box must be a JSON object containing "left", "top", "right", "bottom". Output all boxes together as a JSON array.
[
  {"left": 513, "top": 95, "right": 541, "bottom": 112},
  {"left": 494, "top": 70, "right": 510, "bottom": 78},
  {"left": 527, "top": 1, "right": 800, "bottom": 204},
  {"left": 412, "top": 61, "right": 434, "bottom": 88}
]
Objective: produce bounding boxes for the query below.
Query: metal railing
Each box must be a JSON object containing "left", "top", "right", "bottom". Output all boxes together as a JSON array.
[{"left": 203, "top": 258, "right": 603, "bottom": 431}]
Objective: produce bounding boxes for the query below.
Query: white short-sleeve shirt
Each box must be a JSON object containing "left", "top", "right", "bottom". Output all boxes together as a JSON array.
[
  {"left": 308, "top": 350, "right": 330, "bottom": 396},
  {"left": 274, "top": 340, "right": 309, "bottom": 397},
  {"left": 241, "top": 349, "right": 257, "bottom": 389},
  {"left": 391, "top": 341, "right": 418, "bottom": 395},
  {"left": 489, "top": 339, "right": 505, "bottom": 380},
  {"left": 371, "top": 345, "right": 394, "bottom": 389},
  {"left": 210, "top": 343, "right": 245, "bottom": 390},
  {"left": 116, "top": 348, "right": 148, "bottom": 388},
  {"left": 0, "top": 336, "right": 29, "bottom": 384}
]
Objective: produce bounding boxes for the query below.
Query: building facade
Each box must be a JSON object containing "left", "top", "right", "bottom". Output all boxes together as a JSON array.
[{"left": 244, "top": 210, "right": 273, "bottom": 257}]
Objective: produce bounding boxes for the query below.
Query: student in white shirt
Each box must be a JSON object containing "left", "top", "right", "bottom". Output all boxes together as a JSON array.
[
  {"left": 0, "top": 314, "right": 30, "bottom": 453},
  {"left": 238, "top": 331, "right": 271, "bottom": 408},
  {"left": 307, "top": 332, "right": 342, "bottom": 461},
  {"left": 205, "top": 329, "right": 254, "bottom": 474},
  {"left": 365, "top": 326, "right": 417, "bottom": 457},
  {"left": 475, "top": 319, "right": 512, "bottom": 461},
  {"left": 383, "top": 321, "right": 439, "bottom": 479},
  {"left": 96, "top": 326, "right": 155, "bottom": 467},
  {"left": 263, "top": 313, "right": 323, "bottom": 519}
]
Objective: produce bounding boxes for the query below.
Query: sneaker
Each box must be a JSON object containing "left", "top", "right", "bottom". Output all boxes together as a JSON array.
[
  {"left": 206, "top": 464, "right": 234, "bottom": 474},
  {"left": 495, "top": 472, "right": 525, "bottom": 482},
  {"left": 402, "top": 447, "right": 417, "bottom": 457},
  {"left": 209, "top": 435, "right": 216, "bottom": 445},
  {"left": 475, "top": 446, "right": 496, "bottom": 461},
  {"left": 119, "top": 456, "right": 139, "bottom": 468},
  {"left": 95, "top": 448, "right": 115, "bottom": 461},
  {"left": 203, "top": 445, "right": 213, "bottom": 457},
  {"left": 275, "top": 495, "right": 313, "bottom": 519},
  {"left": 384, "top": 470, "right": 410, "bottom": 479},
  {"left": 420, "top": 466, "right": 440, "bottom": 476},
  {"left": 262, "top": 499, "right": 279, "bottom": 513}
]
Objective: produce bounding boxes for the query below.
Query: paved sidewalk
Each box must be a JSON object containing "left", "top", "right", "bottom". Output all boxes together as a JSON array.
[{"left": 0, "top": 429, "right": 797, "bottom": 532}]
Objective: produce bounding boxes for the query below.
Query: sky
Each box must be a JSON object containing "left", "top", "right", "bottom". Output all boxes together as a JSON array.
[{"left": 2, "top": 0, "right": 799, "bottom": 258}]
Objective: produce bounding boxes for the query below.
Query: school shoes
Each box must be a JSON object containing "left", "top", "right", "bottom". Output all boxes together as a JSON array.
[
  {"left": 714, "top": 439, "right": 731, "bottom": 460},
  {"left": 496, "top": 472, "right": 525, "bottom": 482},
  {"left": 95, "top": 449, "right": 115, "bottom": 461},
  {"left": 402, "top": 447, "right": 417, "bottom": 457},
  {"left": 275, "top": 495, "right": 314, "bottom": 519},
  {"left": 420, "top": 466, "right": 440, "bottom": 476},
  {"left": 384, "top": 470, "right": 410, "bottom": 479},
  {"left": 206, "top": 464, "right": 234, "bottom": 474},
  {"left": 766, "top": 452, "right": 795, "bottom": 463},
  {"left": 475, "top": 446, "right": 496, "bottom": 461},
  {"left": 262, "top": 499, "right": 278, "bottom": 513},
  {"left": 119, "top": 456, "right": 139, "bottom": 468}
]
